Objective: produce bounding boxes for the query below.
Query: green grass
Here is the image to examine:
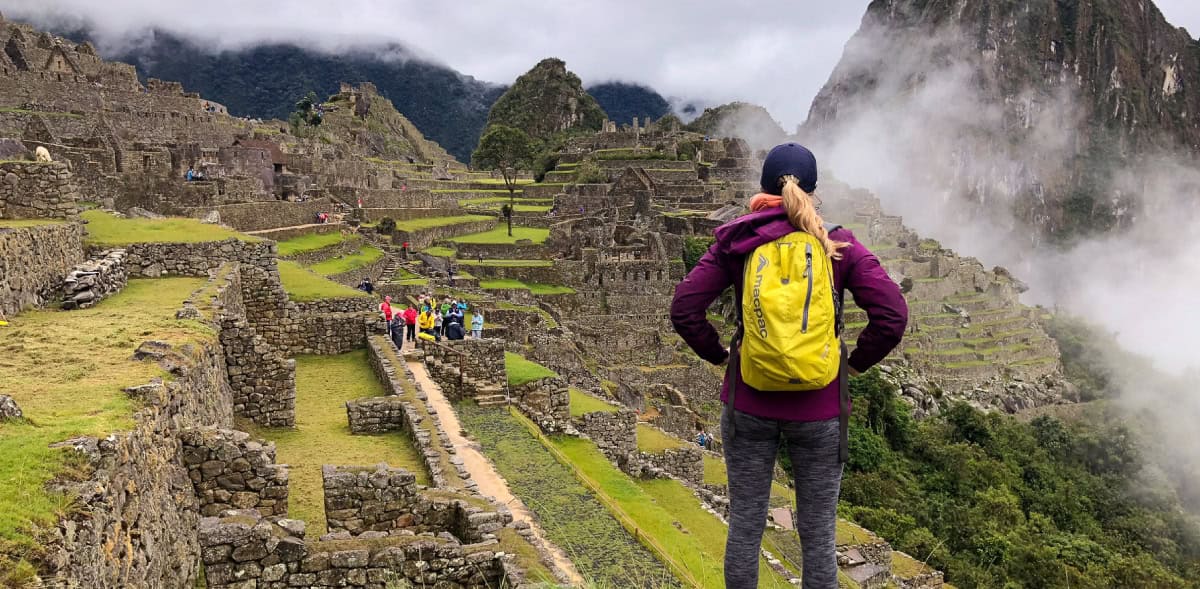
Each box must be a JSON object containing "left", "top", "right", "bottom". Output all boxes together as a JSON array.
[
  {"left": 459, "top": 259, "right": 554, "bottom": 267},
  {"left": 456, "top": 404, "right": 672, "bottom": 587},
  {"left": 570, "top": 389, "right": 620, "bottom": 417},
  {"left": 505, "top": 352, "right": 558, "bottom": 387},
  {"left": 702, "top": 455, "right": 728, "bottom": 485},
  {"left": 240, "top": 352, "right": 429, "bottom": 536},
  {"left": 275, "top": 232, "right": 354, "bottom": 257},
  {"left": 636, "top": 424, "right": 687, "bottom": 454},
  {"left": 551, "top": 434, "right": 792, "bottom": 588},
  {"left": 479, "top": 278, "right": 575, "bottom": 295},
  {"left": 458, "top": 197, "right": 553, "bottom": 206},
  {"left": 450, "top": 226, "right": 550, "bottom": 245},
  {"left": 308, "top": 245, "right": 384, "bottom": 276},
  {"left": 392, "top": 215, "right": 494, "bottom": 232},
  {"left": 0, "top": 278, "right": 208, "bottom": 567},
  {"left": 471, "top": 178, "right": 536, "bottom": 185},
  {"left": 81, "top": 210, "right": 255, "bottom": 245},
  {"left": 421, "top": 246, "right": 457, "bottom": 258},
  {"left": 0, "top": 219, "right": 67, "bottom": 228},
  {"left": 277, "top": 261, "right": 370, "bottom": 301}
]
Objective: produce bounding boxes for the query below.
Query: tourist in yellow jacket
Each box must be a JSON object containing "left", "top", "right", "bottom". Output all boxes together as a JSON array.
[{"left": 418, "top": 309, "right": 436, "bottom": 338}]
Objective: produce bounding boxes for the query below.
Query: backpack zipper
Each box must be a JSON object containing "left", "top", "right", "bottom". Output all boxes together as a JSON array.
[{"left": 802, "top": 243, "right": 813, "bottom": 333}]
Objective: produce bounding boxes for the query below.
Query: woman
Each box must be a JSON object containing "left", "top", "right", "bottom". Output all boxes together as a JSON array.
[{"left": 670, "top": 143, "right": 907, "bottom": 588}]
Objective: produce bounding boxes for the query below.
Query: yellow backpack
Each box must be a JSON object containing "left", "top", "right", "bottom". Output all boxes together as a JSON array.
[{"left": 739, "top": 227, "right": 842, "bottom": 391}]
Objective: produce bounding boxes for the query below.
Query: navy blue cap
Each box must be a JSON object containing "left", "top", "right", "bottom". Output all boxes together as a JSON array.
[{"left": 759, "top": 142, "right": 818, "bottom": 195}]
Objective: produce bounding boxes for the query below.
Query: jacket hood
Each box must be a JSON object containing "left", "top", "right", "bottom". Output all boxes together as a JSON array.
[{"left": 713, "top": 206, "right": 795, "bottom": 256}]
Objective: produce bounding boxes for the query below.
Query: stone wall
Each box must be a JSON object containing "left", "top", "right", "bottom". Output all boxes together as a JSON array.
[
  {"left": 453, "top": 241, "right": 553, "bottom": 261},
  {"left": 119, "top": 238, "right": 275, "bottom": 278},
  {"left": 61, "top": 248, "right": 127, "bottom": 310},
  {"left": 182, "top": 198, "right": 341, "bottom": 233},
  {"left": 293, "top": 296, "right": 377, "bottom": 314},
  {"left": 396, "top": 218, "right": 496, "bottom": 249},
  {"left": 575, "top": 409, "right": 637, "bottom": 461},
  {"left": 511, "top": 376, "right": 571, "bottom": 433},
  {"left": 323, "top": 465, "right": 511, "bottom": 541},
  {"left": 637, "top": 446, "right": 703, "bottom": 485},
  {"left": 0, "top": 161, "right": 79, "bottom": 219},
  {"left": 421, "top": 338, "right": 506, "bottom": 401},
  {"left": 180, "top": 428, "right": 290, "bottom": 518},
  {"left": 366, "top": 336, "right": 469, "bottom": 488},
  {"left": 345, "top": 396, "right": 407, "bottom": 434},
  {"left": 186, "top": 263, "right": 297, "bottom": 427},
  {"left": 0, "top": 222, "right": 84, "bottom": 316},
  {"left": 198, "top": 510, "right": 511, "bottom": 589},
  {"left": 237, "top": 264, "right": 373, "bottom": 357},
  {"left": 39, "top": 336, "right": 235, "bottom": 587}
]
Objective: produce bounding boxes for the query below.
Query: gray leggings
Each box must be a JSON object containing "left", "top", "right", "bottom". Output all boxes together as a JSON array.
[{"left": 721, "top": 408, "right": 843, "bottom": 589}]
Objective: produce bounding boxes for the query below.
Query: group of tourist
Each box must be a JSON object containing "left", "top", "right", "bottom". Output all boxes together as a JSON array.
[
  {"left": 184, "top": 166, "right": 208, "bottom": 182},
  {"left": 695, "top": 429, "right": 714, "bottom": 450},
  {"left": 377, "top": 293, "right": 484, "bottom": 349}
]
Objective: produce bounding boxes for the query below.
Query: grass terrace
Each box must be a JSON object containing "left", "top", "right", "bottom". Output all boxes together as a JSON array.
[
  {"left": 80, "top": 210, "right": 255, "bottom": 246},
  {"left": 570, "top": 388, "right": 620, "bottom": 417},
  {"left": 431, "top": 189, "right": 521, "bottom": 194},
  {"left": 458, "top": 197, "right": 554, "bottom": 207},
  {"left": 471, "top": 178, "right": 536, "bottom": 185},
  {"left": 457, "top": 404, "right": 672, "bottom": 586},
  {"left": 636, "top": 424, "right": 687, "bottom": 454},
  {"left": 459, "top": 259, "right": 553, "bottom": 268},
  {"left": 421, "top": 246, "right": 457, "bottom": 258},
  {"left": 277, "top": 261, "right": 370, "bottom": 302},
  {"left": 275, "top": 231, "right": 355, "bottom": 257},
  {"left": 479, "top": 278, "right": 575, "bottom": 295},
  {"left": 0, "top": 278, "right": 208, "bottom": 576},
  {"left": 550, "top": 433, "right": 793, "bottom": 588},
  {"left": 0, "top": 107, "right": 84, "bottom": 118},
  {"left": 240, "top": 351, "right": 429, "bottom": 536},
  {"left": 392, "top": 266, "right": 429, "bottom": 286},
  {"left": 505, "top": 352, "right": 558, "bottom": 387},
  {"left": 450, "top": 226, "right": 550, "bottom": 245},
  {"left": 392, "top": 215, "right": 494, "bottom": 232},
  {"left": 308, "top": 245, "right": 384, "bottom": 276}
]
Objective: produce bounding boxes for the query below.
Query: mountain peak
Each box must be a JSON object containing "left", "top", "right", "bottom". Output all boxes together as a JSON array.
[{"left": 482, "top": 57, "right": 607, "bottom": 142}]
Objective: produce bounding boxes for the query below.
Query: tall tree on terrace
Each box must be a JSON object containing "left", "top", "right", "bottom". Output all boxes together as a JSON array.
[{"left": 472, "top": 125, "right": 536, "bottom": 237}]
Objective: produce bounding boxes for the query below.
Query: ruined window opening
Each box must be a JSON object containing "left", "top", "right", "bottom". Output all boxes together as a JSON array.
[
  {"left": 273, "top": 163, "right": 283, "bottom": 174},
  {"left": 142, "top": 154, "right": 152, "bottom": 169}
]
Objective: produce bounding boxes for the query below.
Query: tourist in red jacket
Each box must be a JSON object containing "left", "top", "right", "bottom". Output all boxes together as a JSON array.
[{"left": 403, "top": 305, "right": 418, "bottom": 344}]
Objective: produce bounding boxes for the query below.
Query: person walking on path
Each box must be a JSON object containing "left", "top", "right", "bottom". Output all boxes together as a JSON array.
[
  {"left": 471, "top": 310, "right": 484, "bottom": 339},
  {"left": 378, "top": 295, "right": 394, "bottom": 337},
  {"left": 403, "top": 305, "right": 418, "bottom": 345},
  {"left": 670, "top": 143, "right": 907, "bottom": 589}
]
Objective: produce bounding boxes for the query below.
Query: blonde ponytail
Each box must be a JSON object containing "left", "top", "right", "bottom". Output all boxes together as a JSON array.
[{"left": 779, "top": 175, "right": 848, "bottom": 260}]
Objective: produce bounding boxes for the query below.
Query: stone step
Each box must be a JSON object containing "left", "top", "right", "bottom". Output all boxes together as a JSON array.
[{"left": 475, "top": 394, "right": 508, "bottom": 407}]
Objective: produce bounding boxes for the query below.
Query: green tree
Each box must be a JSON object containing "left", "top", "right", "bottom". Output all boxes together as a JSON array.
[{"left": 472, "top": 125, "right": 536, "bottom": 237}]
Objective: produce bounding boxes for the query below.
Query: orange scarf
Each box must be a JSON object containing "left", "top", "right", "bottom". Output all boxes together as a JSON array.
[{"left": 749, "top": 193, "right": 783, "bottom": 212}]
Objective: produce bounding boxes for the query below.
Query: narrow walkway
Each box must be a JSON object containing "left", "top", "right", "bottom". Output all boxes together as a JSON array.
[
  {"left": 245, "top": 221, "right": 342, "bottom": 235},
  {"left": 406, "top": 358, "right": 584, "bottom": 586}
]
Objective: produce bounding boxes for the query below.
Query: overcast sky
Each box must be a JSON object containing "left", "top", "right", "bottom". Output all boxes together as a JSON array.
[{"left": 3, "top": 0, "right": 1200, "bottom": 128}]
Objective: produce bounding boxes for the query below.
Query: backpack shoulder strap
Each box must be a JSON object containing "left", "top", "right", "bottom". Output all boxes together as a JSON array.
[{"left": 823, "top": 222, "right": 842, "bottom": 233}]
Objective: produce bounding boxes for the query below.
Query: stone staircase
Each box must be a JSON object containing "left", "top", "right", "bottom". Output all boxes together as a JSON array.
[{"left": 422, "top": 351, "right": 509, "bottom": 407}]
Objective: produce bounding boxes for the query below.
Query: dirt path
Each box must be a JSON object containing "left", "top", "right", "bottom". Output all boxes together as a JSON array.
[{"left": 406, "top": 359, "right": 584, "bottom": 586}]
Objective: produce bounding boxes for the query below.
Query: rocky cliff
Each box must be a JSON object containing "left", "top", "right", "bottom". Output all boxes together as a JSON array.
[
  {"left": 805, "top": 0, "right": 1200, "bottom": 242},
  {"left": 483, "top": 58, "right": 607, "bottom": 143}
]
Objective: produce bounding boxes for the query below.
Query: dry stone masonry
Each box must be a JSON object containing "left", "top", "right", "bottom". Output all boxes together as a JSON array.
[
  {"left": 0, "top": 221, "right": 84, "bottom": 316},
  {"left": 61, "top": 248, "right": 126, "bottom": 309},
  {"left": 198, "top": 510, "right": 511, "bottom": 589},
  {"left": 323, "top": 464, "right": 511, "bottom": 540},
  {"left": 0, "top": 161, "right": 79, "bottom": 219},
  {"left": 180, "top": 427, "right": 290, "bottom": 518}
]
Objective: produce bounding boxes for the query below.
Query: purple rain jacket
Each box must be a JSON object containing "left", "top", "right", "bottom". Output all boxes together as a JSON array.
[{"left": 670, "top": 206, "right": 909, "bottom": 422}]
